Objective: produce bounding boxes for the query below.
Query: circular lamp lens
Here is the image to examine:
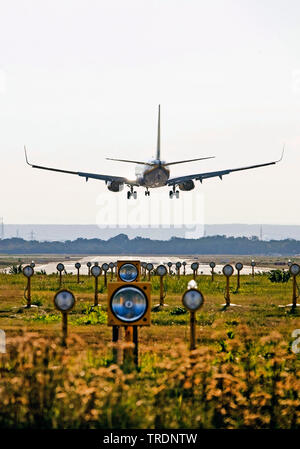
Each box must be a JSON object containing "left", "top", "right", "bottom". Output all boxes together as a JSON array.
[
  {"left": 146, "top": 263, "right": 153, "bottom": 271},
  {"left": 111, "top": 286, "right": 148, "bottom": 322},
  {"left": 119, "top": 263, "right": 138, "bottom": 282},
  {"left": 167, "top": 262, "right": 172, "bottom": 267},
  {"left": 209, "top": 262, "right": 216, "bottom": 269},
  {"left": 191, "top": 262, "right": 199, "bottom": 271},
  {"left": 176, "top": 262, "right": 182, "bottom": 268},
  {"left": 290, "top": 263, "right": 300, "bottom": 276},
  {"left": 91, "top": 265, "right": 101, "bottom": 277},
  {"left": 75, "top": 262, "right": 81, "bottom": 269},
  {"left": 109, "top": 262, "right": 114, "bottom": 269},
  {"left": 102, "top": 263, "right": 109, "bottom": 272},
  {"left": 141, "top": 262, "right": 147, "bottom": 268},
  {"left": 23, "top": 265, "right": 34, "bottom": 277},
  {"left": 182, "top": 288, "right": 204, "bottom": 311},
  {"left": 182, "top": 261, "right": 187, "bottom": 266},
  {"left": 156, "top": 264, "right": 167, "bottom": 276},
  {"left": 223, "top": 264, "right": 234, "bottom": 277},
  {"left": 251, "top": 260, "right": 256, "bottom": 267},
  {"left": 30, "top": 262, "right": 35, "bottom": 268},
  {"left": 87, "top": 262, "right": 92, "bottom": 267},
  {"left": 57, "top": 263, "right": 64, "bottom": 272},
  {"left": 54, "top": 290, "right": 75, "bottom": 312},
  {"left": 235, "top": 262, "right": 243, "bottom": 271}
]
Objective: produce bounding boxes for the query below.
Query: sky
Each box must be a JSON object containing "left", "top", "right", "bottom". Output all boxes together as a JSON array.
[{"left": 0, "top": 0, "right": 300, "bottom": 227}]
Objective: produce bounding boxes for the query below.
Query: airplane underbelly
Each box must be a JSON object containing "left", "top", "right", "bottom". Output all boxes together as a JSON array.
[{"left": 143, "top": 167, "right": 169, "bottom": 188}]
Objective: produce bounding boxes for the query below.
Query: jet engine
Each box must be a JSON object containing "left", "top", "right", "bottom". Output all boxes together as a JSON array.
[
  {"left": 178, "top": 180, "right": 195, "bottom": 191},
  {"left": 106, "top": 181, "right": 124, "bottom": 192}
]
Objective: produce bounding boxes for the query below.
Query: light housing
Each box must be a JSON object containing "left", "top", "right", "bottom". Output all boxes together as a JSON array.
[
  {"left": 223, "top": 264, "right": 234, "bottom": 277},
  {"left": 87, "top": 262, "right": 92, "bottom": 268},
  {"left": 102, "top": 263, "right": 109, "bottom": 272},
  {"left": 146, "top": 263, "right": 153, "bottom": 272},
  {"left": 118, "top": 262, "right": 139, "bottom": 283},
  {"left": 209, "top": 262, "right": 216, "bottom": 269},
  {"left": 235, "top": 262, "right": 243, "bottom": 271},
  {"left": 109, "top": 262, "right": 115, "bottom": 269},
  {"left": 290, "top": 263, "right": 300, "bottom": 276},
  {"left": 156, "top": 264, "right": 167, "bottom": 276},
  {"left": 56, "top": 263, "right": 65, "bottom": 272},
  {"left": 23, "top": 265, "right": 34, "bottom": 278},
  {"left": 91, "top": 265, "right": 101, "bottom": 277},
  {"left": 176, "top": 261, "right": 182, "bottom": 268},
  {"left": 167, "top": 262, "right": 172, "bottom": 267},
  {"left": 182, "top": 288, "right": 204, "bottom": 311},
  {"left": 54, "top": 289, "right": 75, "bottom": 312},
  {"left": 75, "top": 262, "right": 81, "bottom": 269},
  {"left": 107, "top": 282, "right": 151, "bottom": 326},
  {"left": 191, "top": 262, "right": 199, "bottom": 271},
  {"left": 251, "top": 260, "right": 256, "bottom": 267}
]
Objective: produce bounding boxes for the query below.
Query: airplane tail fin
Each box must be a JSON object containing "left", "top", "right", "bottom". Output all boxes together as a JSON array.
[{"left": 156, "top": 104, "right": 160, "bottom": 161}]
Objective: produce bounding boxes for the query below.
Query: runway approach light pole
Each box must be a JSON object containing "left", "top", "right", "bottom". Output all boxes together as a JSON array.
[
  {"left": 56, "top": 263, "right": 65, "bottom": 288},
  {"left": 182, "top": 280, "right": 204, "bottom": 350},
  {"left": 182, "top": 261, "right": 187, "bottom": 275},
  {"left": 191, "top": 262, "right": 199, "bottom": 280},
  {"left": 54, "top": 289, "right": 75, "bottom": 346},
  {"left": 155, "top": 264, "right": 168, "bottom": 308},
  {"left": 222, "top": 264, "right": 240, "bottom": 308},
  {"left": 91, "top": 265, "right": 102, "bottom": 306},
  {"left": 75, "top": 262, "right": 81, "bottom": 283},
  {"left": 108, "top": 261, "right": 151, "bottom": 369},
  {"left": 22, "top": 265, "right": 34, "bottom": 308},
  {"left": 167, "top": 262, "right": 172, "bottom": 275},
  {"left": 176, "top": 261, "right": 182, "bottom": 279},
  {"left": 146, "top": 263, "right": 153, "bottom": 281},
  {"left": 102, "top": 263, "right": 109, "bottom": 287},
  {"left": 235, "top": 262, "right": 243, "bottom": 289},
  {"left": 109, "top": 262, "right": 115, "bottom": 280},
  {"left": 209, "top": 261, "right": 216, "bottom": 281},
  {"left": 251, "top": 260, "right": 256, "bottom": 277},
  {"left": 279, "top": 263, "right": 300, "bottom": 310},
  {"left": 87, "top": 262, "right": 92, "bottom": 276}
]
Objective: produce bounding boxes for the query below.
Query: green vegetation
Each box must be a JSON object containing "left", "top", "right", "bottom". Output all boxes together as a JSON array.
[{"left": 0, "top": 270, "right": 299, "bottom": 428}]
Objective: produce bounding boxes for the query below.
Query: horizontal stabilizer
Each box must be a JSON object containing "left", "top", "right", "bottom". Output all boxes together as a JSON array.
[{"left": 162, "top": 156, "right": 215, "bottom": 166}]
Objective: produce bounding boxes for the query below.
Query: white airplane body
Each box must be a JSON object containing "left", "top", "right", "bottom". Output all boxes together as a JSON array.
[{"left": 25, "top": 106, "right": 283, "bottom": 199}]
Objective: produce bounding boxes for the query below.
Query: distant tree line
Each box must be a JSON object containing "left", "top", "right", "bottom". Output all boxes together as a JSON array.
[{"left": 0, "top": 234, "right": 300, "bottom": 255}]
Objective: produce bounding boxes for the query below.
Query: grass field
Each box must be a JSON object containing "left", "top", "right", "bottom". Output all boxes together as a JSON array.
[{"left": 0, "top": 270, "right": 299, "bottom": 429}]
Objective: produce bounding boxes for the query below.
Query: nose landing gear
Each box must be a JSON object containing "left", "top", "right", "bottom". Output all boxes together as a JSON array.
[{"left": 145, "top": 189, "right": 150, "bottom": 197}]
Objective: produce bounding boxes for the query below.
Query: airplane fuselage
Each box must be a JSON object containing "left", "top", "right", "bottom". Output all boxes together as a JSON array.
[{"left": 135, "top": 160, "right": 170, "bottom": 188}]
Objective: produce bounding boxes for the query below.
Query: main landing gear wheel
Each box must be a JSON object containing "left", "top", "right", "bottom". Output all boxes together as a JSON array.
[
  {"left": 169, "top": 190, "right": 179, "bottom": 199},
  {"left": 127, "top": 190, "right": 137, "bottom": 199}
]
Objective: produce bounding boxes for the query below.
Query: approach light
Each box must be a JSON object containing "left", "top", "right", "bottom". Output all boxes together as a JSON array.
[
  {"left": 75, "top": 262, "right": 81, "bottom": 269},
  {"left": 182, "top": 288, "right": 204, "bottom": 312},
  {"left": 54, "top": 289, "right": 75, "bottom": 313},
  {"left": 290, "top": 263, "right": 300, "bottom": 276},
  {"left": 235, "top": 262, "right": 243, "bottom": 271},
  {"left": 167, "top": 262, "right": 172, "bottom": 267},
  {"left": 23, "top": 265, "right": 34, "bottom": 278},
  {"left": 91, "top": 265, "right": 101, "bottom": 277},
  {"left": 176, "top": 261, "right": 182, "bottom": 268},
  {"left": 156, "top": 264, "right": 167, "bottom": 277},
  {"left": 251, "top": 260, "right": 256, "bottom": 267},
  {"left": 57, "top": 263, "right": 65, "bottom": 272},
  {"left": 209, "top": 262, "right": 216, "bottom": 269},
  {"left": 102, "top": 263, "right": 109, "bottom": 272},
  {"left": 108, "top": 284, "right": 151, "bottom": 325},
  {"left": 109, "top": 262, "right": 115, "bottom": 269},
  {"left": 87, "top": 262, "right": 92, "bottom": 267},
  {"left": 223, "top": 264, "right": 234, "bottom": 277},
  {"left": 191, "top": 262, "right": 199, "bottom": 271},
  {"left": 119, "top": 263, "right": 139, "bottom": 283}
]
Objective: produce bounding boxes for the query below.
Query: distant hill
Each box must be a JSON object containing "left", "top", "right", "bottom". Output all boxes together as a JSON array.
[
  {"left": 0, "top": 234, "right": 300, "bottom": 255},
  {"left": 1, "top": 224, "right": 300, "bottom": 241}
]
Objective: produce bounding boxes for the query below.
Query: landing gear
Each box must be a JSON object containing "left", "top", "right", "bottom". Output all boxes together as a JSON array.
[
  {"left": 169, "top": 186, "right": 179, "bottom": 199},
  {"left": 127, "top": 186, "right": 137, "bottom": 199},
  {"left": 145, "top": 189, "right": 150, "bottom": 197}
]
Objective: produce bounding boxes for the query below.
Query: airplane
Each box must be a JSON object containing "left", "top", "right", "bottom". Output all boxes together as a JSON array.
[{"left": 24, "top": 105, "right": 283, "bottom": 199}]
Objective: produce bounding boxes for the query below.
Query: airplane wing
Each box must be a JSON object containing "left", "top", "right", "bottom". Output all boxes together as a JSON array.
[
  {"left": 168, "top": 151, "right": 284, "bottom": 186},
  {"left": 24, "top": 148, "right": 138, "bottom": 186}
]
